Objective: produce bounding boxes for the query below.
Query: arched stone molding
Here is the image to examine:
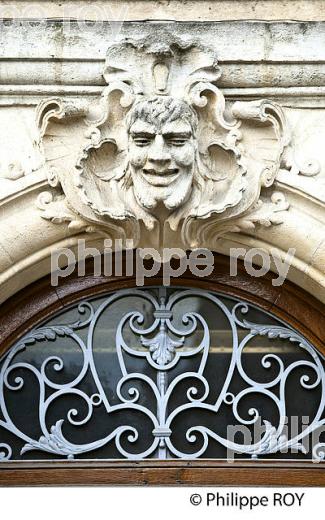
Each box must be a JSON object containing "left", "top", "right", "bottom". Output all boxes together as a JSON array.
[{"left": 0, "top": 187, "right": 324, "bottom": 304}]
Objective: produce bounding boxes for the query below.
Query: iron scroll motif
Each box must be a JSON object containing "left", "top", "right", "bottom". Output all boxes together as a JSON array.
[{"left": 0, "top": 288, "right": 324, "bottom": 461}]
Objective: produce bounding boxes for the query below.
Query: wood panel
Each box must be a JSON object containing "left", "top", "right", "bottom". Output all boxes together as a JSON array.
[{"left": 0, "top": 461, "right": 324, "bottom": 487}]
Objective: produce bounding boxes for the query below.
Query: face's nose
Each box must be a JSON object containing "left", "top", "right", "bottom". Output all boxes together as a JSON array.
[{"left": 147, "top": 135, "right": 171, "bottom": 167}]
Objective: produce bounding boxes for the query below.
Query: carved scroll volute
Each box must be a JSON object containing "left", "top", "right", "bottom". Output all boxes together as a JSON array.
[
  {"left": 36, "top": 97, "right": 136, "bottom": 240},
  {"left": 232, "top": 99, "right": 290, "bottom": 187},
  {"left": 181, "top": 97, "right": 290, "bottom": 247},
  {"left": 36, "top": 98, "right": 99, "bottom": 221}
]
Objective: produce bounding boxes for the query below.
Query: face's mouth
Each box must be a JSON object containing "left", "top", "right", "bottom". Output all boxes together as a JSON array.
[{"left": 141, "top": 168, "right": 180, "bottom": 186}]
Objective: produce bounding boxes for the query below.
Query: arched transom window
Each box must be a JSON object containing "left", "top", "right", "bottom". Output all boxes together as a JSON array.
[{"left": 1, "top": 287, "right": 324, "bottom": 462}]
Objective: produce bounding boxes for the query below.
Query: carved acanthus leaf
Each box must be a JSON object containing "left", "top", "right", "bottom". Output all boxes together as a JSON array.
[
  {"left": 183, "top": 192, "right": 289, "bottom": 247},
  {"left": 37, "top": 191, "right": 108, "bottom": 236}
]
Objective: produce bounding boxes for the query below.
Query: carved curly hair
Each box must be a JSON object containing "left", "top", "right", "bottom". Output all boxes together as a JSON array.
[{"left": 126, "top": 96, "right": 198, "bottom": 135}]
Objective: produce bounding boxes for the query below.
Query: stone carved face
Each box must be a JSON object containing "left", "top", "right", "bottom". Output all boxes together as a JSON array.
[
  {"left": 126, "top": 97, "right": 198, "bottom": 212},
  {"left": 38, "top": 38, "right": 288, "bottom": 246}
]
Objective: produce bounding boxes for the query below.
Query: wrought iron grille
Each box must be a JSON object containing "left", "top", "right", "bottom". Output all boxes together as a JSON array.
[{"left": 0, "top": 287, "right": 324, "bottom": 461}]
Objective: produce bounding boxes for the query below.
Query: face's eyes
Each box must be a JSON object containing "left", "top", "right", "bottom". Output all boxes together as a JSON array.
[
  {"left": 131, "top": 133, "right": 191, "bottom": 147},
  {"left": 132, "top": 134, "right": 153, "bottom": 147},
  {"left": 166, "top": 138, "right": 188, "bottom": 147},
  {"left": 164, "top": 133, "right": 191, "bottom": 147}
]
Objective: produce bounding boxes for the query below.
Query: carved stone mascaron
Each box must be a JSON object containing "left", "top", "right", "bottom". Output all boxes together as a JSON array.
[{"left": 36, "top": 34, "right": 292, "bottom": 248}]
